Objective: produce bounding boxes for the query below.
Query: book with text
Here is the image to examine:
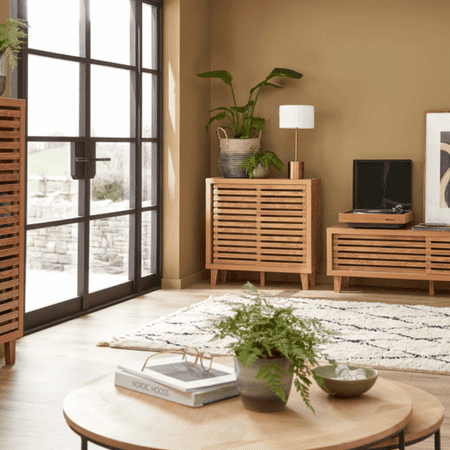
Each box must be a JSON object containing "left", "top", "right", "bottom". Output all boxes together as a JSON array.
[
  {"left": 118, "top": 356, "right": 237, "bottom": 392},
  {"left": 115, "top": 370, "right": 239, "bottom": 407}
]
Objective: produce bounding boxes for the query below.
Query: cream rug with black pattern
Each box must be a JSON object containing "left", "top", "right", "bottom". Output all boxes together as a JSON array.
[{"left": 99, "top": 294, "right": 450, "bottom": 374}]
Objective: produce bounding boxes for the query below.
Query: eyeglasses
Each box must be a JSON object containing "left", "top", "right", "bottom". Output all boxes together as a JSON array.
[{"left": 141, "top": 347, "right": 214, "bottom": 372}]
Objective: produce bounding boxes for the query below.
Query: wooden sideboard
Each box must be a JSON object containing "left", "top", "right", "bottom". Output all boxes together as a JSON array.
[
  {"left": 205, "top": 178, "right": 321, "bottom": 289},
  {"left": 327, "top": 224, "right": 450, "bottom": 294},
  {"left": 0, "top": 98, "right": 25, "bottom": 365}
]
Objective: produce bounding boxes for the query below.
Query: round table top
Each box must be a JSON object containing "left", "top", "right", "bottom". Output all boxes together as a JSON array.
[{"left": 63, "top": 371, "right": 413, "bottom": 450}]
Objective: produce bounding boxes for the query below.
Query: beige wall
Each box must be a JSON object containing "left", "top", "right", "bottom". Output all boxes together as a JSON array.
[
  {"left": 206, "top": 0, "right": 450, "bottom": 282},
  {"left": 162, "top": 0, "right": 211, "bottom": 288}
]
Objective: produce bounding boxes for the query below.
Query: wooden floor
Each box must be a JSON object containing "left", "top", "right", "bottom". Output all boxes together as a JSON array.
[{"left": 0, "top": 280, "right": 449, "bottom": 450}]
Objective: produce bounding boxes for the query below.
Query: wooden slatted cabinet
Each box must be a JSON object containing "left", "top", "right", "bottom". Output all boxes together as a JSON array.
[
  {"left": 0, "top": 98, "right": 25, "bottom": 365},
  {"left": 327, "top": 224, "right": 450, "bottom": 294},
  {"left": 206, "top": 178, "right": 321, "bottom": 289}
]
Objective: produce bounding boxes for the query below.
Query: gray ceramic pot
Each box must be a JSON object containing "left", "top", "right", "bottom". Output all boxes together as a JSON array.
[
  {"left": 251, "top": 163, "right": 270, "bottom": 179},
  {"left": 234, "top": 356, "right": 294, "bottom": 412}
]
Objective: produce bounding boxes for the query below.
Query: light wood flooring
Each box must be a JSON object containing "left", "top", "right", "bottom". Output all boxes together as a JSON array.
[{"left": 0, "top": 281, "right": 449, "bottom": 450}]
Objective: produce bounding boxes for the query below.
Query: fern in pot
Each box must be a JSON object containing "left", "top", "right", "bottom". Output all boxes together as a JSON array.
[
  {"left": 0, "top": 18, "right": 29, "bottom": 96},
  {"left": 212, "top": 282, "right": 335, "bottom": 413},
  {"left": 239, "top": 146, "right": 284, "bottom": 179}
]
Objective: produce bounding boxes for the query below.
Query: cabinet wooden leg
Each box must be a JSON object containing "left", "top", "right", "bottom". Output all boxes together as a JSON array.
[
  {"left": 221, "top": 270, "right": 227, "bottom": 283},
  {"left": 4, "top": 340, "right": 16, "bottom": 365},
  {"left": 309, "top": 271, "right": 316, "bottom": 287},
  {"left": 343, "top": 276, "right": 350, "bottom": 287},
  {"left": 334, "top": 276, "right": 342, "bottom": 293},
  {"left": 260, "top": 272, "right": 265, "bottom": 286},
  {"left": 300, "top": 273, "right": 309, "bottom": 290},
  {"left": 210, "top": 269, "right": 218, "bottom": 286},
  {"left": 429, "top": 280, "right": 435, "bottom": 296}
]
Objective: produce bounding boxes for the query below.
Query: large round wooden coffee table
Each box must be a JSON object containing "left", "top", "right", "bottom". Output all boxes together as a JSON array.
[{"left": 63, "top": 372, "right": 414, "bottom": 450}]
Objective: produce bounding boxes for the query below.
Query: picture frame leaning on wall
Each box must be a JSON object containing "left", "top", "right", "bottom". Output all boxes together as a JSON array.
[{"left": 425, "top": 111, "right": 450, "bottom": 225}]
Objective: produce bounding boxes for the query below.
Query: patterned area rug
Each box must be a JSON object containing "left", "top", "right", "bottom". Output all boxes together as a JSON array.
[{"left": 99, "top": 294, "right": 450, "bottom": 374}]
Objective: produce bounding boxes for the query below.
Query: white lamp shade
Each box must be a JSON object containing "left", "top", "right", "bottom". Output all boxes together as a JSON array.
[{"left": 279, "top": 105, "right": 315, "bottom": 129}]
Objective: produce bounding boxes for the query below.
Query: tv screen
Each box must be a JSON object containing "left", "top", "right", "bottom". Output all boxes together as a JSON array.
[{"left": 353, "top": 159, "right": 412, "bottom": 212}]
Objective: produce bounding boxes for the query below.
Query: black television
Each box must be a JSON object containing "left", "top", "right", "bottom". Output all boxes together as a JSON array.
[{"left": 352, "top": 159, "right": 412, "bottom": 214}]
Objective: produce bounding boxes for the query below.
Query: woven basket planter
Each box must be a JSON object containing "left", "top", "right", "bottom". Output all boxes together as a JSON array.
[{"left": 217, "top": 127, "right": 261, "bottom": 178}]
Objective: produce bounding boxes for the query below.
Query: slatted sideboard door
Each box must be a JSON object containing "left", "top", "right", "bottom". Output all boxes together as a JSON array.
[
  {"left": 327, "top": 224, "right": 450, "bottom": 294},
  {"left": 0, "top": 98, "right": 25, "bottom": 365},
  {"left": 206, "top": 178, "right": 321, "bottom": 289}
]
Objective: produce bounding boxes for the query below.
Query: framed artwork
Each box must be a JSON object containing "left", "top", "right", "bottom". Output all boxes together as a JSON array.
[{"left": 425, "top": 111, "right": 450, "bottom": 224}]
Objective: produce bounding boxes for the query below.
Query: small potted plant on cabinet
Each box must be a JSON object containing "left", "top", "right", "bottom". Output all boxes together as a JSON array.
[
  {"left": 212, "top": 282, "right": 335, "bottom": 413},
  {"left": 239, "top": 146, "right": 284, "bottom": 179},
  {"left": 196, "top": 68, "right": 302, "bottom": 177},
  {"left": 0, "top": 18, "right": 29, "bottom": 96}
]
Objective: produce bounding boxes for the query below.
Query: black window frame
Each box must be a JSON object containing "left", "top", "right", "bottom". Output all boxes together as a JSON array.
[{"left": 10, "top": 0, "right": 163, "bottom": 332}]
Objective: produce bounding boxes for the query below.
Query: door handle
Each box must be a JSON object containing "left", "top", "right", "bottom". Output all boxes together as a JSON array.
[
  {"left": 75, "top": 157, "right": 111, "bottom": 163},
  {"left": 71, "top": 143, "right": 112, "bottom": 180}
]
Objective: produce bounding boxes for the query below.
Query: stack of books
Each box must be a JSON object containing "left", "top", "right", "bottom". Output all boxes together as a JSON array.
[
  {"left": 115, "top": 356, "right": 239, "bottom": 408},
  {"left": 413, "top": 223, "right": 450, "bottom": 231}
]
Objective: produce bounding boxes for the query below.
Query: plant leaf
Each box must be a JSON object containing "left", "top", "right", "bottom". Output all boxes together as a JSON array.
[
  {"left": 196, "top": 70, "right": 233, "bottom": 86},
  {"left": 265, "top": 68, "right": 303, "bottom": 81},
  {"left": 205, "top": 111, "right": 227, "bottom": 134}
]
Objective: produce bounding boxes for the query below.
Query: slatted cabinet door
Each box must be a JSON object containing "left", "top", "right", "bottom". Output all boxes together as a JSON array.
[
  {"left": 206, "top": 178, "right": 321, "bottom": 289},
  {"left": 327, "top": 225, "right": 450, "bottom": 294},
  {"left": 0, "top": 98, "right": 25, "bottom": 365}
]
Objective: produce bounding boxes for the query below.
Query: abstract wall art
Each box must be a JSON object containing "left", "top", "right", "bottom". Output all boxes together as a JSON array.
[{"left": 425, "top": 112, "right": 450, "bottom": 224}]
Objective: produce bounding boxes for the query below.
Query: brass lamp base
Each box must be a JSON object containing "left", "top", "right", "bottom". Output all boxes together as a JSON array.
[{"left": 288, "top": 161, "right": 304, "bottom": 179}]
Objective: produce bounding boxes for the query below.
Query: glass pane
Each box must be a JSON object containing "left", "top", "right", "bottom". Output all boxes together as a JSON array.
[
  {"left": 90, "top": 216, "right": 130, "bottom": 292},
  {"left": 142, "top": 210, "right": 157, "bottom": 277},
  {"left": 27, "top": 142, "right": 79, "bottom": 224},
  {"left": 143, "top": 3, "right": 157, "bottom": 69},
  {"left": 28, "top": 55, "right": 80, "bottom": 137},
  {"left": 26, "top": 224, "right": 78, "bottom": 312},
  {"left": 28, "top": 0, "right": 80, "bottom": 56},
  {"left": 91, "top": 65, "right": 131, "bottom": 138},
  {"left": 90, "top": 0, "right": 133, "bottom": 65},
  {"left": 142, "top": 142, "right": 157, "bottom": 207},
  {"left": 91, "top": 143, "right": 130, "bottom": 215},
  {"left": 142, "top": 73, "right": 157, "bottom": 138}
]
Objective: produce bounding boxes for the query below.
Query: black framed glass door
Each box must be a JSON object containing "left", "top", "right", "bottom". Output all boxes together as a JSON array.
[{"left": 13, "top": 0, "right": 162, "bottom": 331}]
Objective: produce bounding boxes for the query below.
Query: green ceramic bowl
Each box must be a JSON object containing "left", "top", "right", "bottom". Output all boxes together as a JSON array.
[{"left": 313, "top": 365, "right": 378, "bottom": 398}]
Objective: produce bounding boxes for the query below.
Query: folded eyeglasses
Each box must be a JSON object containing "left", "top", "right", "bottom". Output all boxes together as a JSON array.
[{"left": 141, "top": 347, "right": 214, "bottom": 372}]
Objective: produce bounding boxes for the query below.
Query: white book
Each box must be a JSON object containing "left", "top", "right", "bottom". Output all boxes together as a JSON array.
[
  {"left": 118, "top": 356, "right": 237, "bottom": 392},
  {"left": 114, "top": 370, "right": 239, "bottom": 408}
]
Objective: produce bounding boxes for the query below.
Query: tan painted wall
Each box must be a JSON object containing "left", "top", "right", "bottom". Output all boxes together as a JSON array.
[
  {"left": 207, "top": 0, "right": 450, "bottom": 281},
  {"left": 162, "top": 0, "right": 211, "bottom": 288}
]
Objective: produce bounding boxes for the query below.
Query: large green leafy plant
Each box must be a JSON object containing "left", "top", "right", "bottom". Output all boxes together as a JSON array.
[
  {"left": 212, "top": 282, "right": 335, "bottom": 412},
  {"left": 0, "top": 18, "right": 29, "bottom": 71},
  {"left": 196, "top": 68, "right": 302, "bottom": 139},
  {"left": 239, "top": 146, "right": 284, "bottom": 179}
]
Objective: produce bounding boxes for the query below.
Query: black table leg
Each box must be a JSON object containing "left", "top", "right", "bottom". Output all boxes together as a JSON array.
[
  {"left": 398, "top": 429, "right": 405, "bottom": 450},
  {"left": 435, "top": 429, "right": 441, "bottom": 450},
  {"left": 81, "top": 436, "right": 88, "bottom": 450}
]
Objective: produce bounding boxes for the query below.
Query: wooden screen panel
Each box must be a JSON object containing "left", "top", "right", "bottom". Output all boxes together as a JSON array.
[
  {"left": 259, "top": 185, "right": 306, "bottom": 267},
  {"left": 332, "top": 233, "right": 427, "bottom": 274},
  {"left": 427, "top": 236, "right": 450, "bottom": 275},
  {"left": 0, "top": 99, "right": 25, "bottom": 342},
  {"left": 213, "top": 185, "right": 258, "bottom": 265}
]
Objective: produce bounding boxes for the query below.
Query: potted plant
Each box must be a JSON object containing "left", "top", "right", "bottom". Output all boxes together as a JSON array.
[
  {"left": 0, "top": 18, "right": 29, "bottom": 96},
  {"left": 239, "top": 146, "right": 284, "bottom": 179},
  {"left": 212, "top": 282, "right": 335, "bottom": 413},
  {"left": 196, "top": 68, "right": 302, "bottom": 177}
]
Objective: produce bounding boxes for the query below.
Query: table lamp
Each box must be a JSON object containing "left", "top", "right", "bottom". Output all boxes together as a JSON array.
[{"left": 279, "top": 105, "right": 315, "bottom": 179}]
